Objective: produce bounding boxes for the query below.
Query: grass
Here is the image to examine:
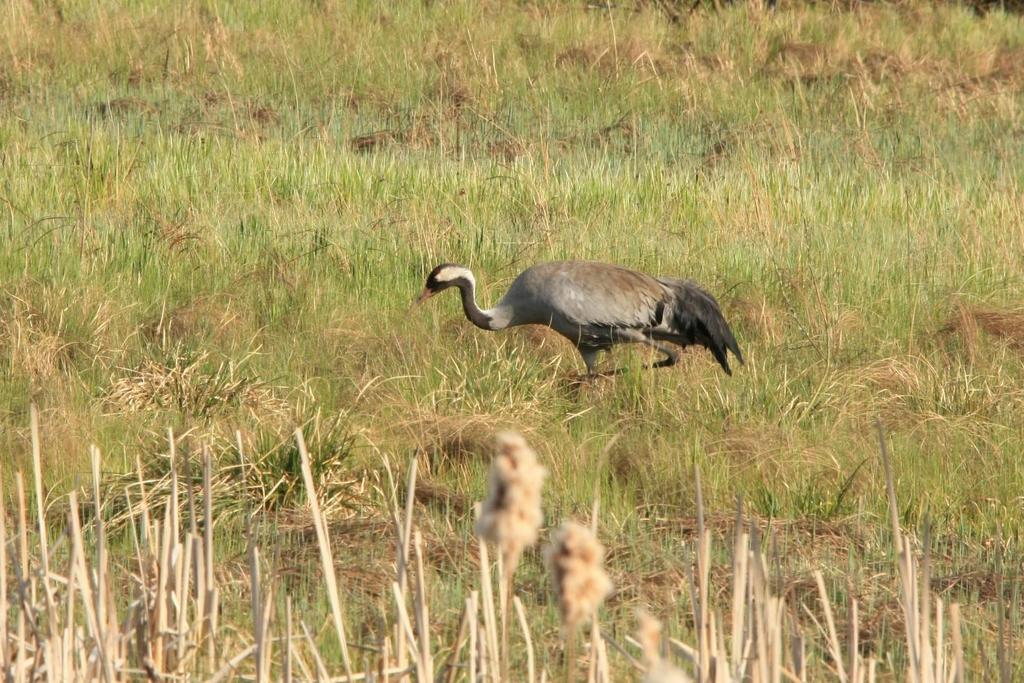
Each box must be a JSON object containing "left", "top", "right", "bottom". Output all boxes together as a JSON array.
[{"left": 2, "top": 0, "right": 1024, "bottom": 678}]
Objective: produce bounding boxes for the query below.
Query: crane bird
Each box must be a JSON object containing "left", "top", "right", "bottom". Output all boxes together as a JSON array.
[{"left": 416, "top": 261, "right": 744, "bottom": 375}]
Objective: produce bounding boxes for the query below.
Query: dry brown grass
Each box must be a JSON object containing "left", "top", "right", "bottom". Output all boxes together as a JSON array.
[
  {"left": 271, "top": 515, "right": 396, "bottom": 600},
  {"left": 607, "top": 510, "right": 870, "bottom": 607},
  {"left": 414, "top": 477, "right": 474, "bottom": 516},
  {"left": 757, "top": 36, "right": 1024, "bottom": 102},
  {"left": 941, "top": 301, "right": 1024, "bottom": 356},
  {"left": 89, "top": 96, "right": 158, "bottom": 117},
  {"left": 945, "top": 47, "right": 1024, "bottom": 93},
  {"left": 105, "top": 350, "right": 288, "bottom": 420},
  {"left": 829, "top": 353, "right": 1024, "bottom": 441},
  {"left": 728, "top": 293, "right": 785, "bottom": 346},
  {"left": 140, "top": 296, "right": 251, "bottom": 348},
  {"left": 509, "top": 326, "right": 575, "bottom": 363},
  {"left": 349, "top": 112, "right": 451, "bottom": 154},
  {"left": 707, "top": 422, "right": 838, "bottom": 479},
  {"left": 0, "top": 301, "right": 68, "bottom": 381},
  {"left": 488, "top": 137, "right": 529, "bottom": 161},
  {"left": 768, "top": 41, "right": 842, "bottom": 83},
  {"left": 838, "top": 355, "right": 930, "bottom": 425},
  {"left": 554, "top": 34, "right": 684, "bottom": 80},
  {"left": 403, "top": 413, "right": 506, "bottom": 466},
  {"left": 0, "top": 284, "right": 120, "bottom": 384}
]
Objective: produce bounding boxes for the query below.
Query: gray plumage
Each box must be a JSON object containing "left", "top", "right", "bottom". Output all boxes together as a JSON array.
[{"left": 418, "top": 260, "right": 743, "bottom": 375}]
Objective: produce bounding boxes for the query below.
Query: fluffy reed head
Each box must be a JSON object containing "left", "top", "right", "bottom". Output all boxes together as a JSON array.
[
  {"left": 637, "top": 609, "right": 664, "bottom": 666},
  {"left": 637, "top": 610, "right": 691, "bottom": 683},
  {"left": 475, "top": 432, "right": 547, "bottom": 570},
  {"left": 544, "top": 521, "right": 612, "bottom": 629},
  {"left": 643, "top": 662, "right": 693, "bottom": 683}
]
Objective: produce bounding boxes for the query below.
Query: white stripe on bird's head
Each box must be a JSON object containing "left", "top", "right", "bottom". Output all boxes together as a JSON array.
[{"left": 433, "top": 265, "right": 473, "bottom": 284}]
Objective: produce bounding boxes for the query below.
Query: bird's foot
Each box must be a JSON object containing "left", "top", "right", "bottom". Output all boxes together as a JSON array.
[
  {"left": 560, "top": 372, "right": 602, "bottom": 399},
  {"left": 565, "top": 369, "right": 620, "bottom": 386}
]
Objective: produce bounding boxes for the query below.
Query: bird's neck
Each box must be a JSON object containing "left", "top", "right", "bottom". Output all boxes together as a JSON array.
[{"left": 456, "top": 277, "right": 508, "bottom": 331}]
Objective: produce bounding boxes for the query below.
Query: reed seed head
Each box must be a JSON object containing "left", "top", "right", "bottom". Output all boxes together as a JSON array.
[
  {"left": 475, "top": 431, "right": 547, "bottom": 570},
  {"left": 643, "top": 663, "right": 693, "bottom": 683},
  {"left": 637, "top": 610, "right": 692, "bottom": 683},
  {"left": 544, "top": 521, "right": 612, "bottom": 630},
  {"left": 637, "top": 609, "right": 663, "bottom": 666}
]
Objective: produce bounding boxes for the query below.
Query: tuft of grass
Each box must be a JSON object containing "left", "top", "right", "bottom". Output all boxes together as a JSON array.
[
  {"left": 106, "top": 349, "right": 287, "bottom": 419},
  {"left": 942, "top": 302, "right": 1024, "bottom": 353}
]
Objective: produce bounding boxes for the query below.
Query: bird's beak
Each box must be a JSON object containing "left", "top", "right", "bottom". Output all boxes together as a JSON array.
[{"left": 414, "top": 289, "right": 434, "bottom": 306}]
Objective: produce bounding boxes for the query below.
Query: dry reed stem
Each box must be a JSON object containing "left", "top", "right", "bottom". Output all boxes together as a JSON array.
[
  {"left": 247, "top": 523, "right": 267, "bottom": 683},
  {"left": 134, "top": 453, "right": 152, "bottom": 549},
  {"left": 382, "top": 635, "right": 392, "bottom": 683},
  {"left": 598, "top": 632, "right": 611, "bottom": 683},
  {"left": 691, "top": 464, "right": 711, "bottom": 682},
  {"left": 14, "top": 471, "right": 28, "bottom": 683},
  {"left": 514, "top": 595, "right": 537, "bottom": 683},
  {"left": 588, "top": 612, "right": 599, "bottom": 683},
  {"left": 497, "top": 549, "right": 509, "bottom": 682},
  {"left": 291, "top": 640, "right": 316, "bottom": 683},
  {"left": 29, "top": 405, "right": 59, "bottom": 651},
  {"left": 285, "top": 598, "right": 294, "bottom": 683},
  {"left": 443, "top": 599, "right": 471, "bottom": 683},
  {"left": 391, "top": 581, "right": 422, "bottom": 666},
  {"left": 413, "top": 529, "right": 434, "bottom": 679},
  {"left": 300, "top": 618, "right": 332, "bottom": 681},
  {"left": 381, "top": 455, "right": 406, "bottom": 675},
  {"left": 296, "top": 427, "right": 355, "bottom": 679},
  {"left": 0, "top": 484, "right": 7, "bottom": 670},
  {"left": 202, "top": 446, "right": 219, "bottom": 667},
  {"left": 89, "top": 445, "right": 111, "bottom": 667},
  {"left": 951, "top": 604, "right": 964, "bottom": 682},
  {"left": 207, "top": 644, "right": 258, "bottom": 683},
  {"left": 469, "top": 592, "right": 479, "bottom": 683},
  {"left": 395, "top": 456, "right": 418, "bottom": 676},
  {"left": 68, "top": 491, "right": 113, "bottom": 681},
  {"left": 814, "top": 570, "right": 847, "bottom": 683},
  {"left": 477, "top": 532, "right": 501, "bottom": 683},
  {"left": 729, "top": 528, "right": 748, "bottom": 678}
]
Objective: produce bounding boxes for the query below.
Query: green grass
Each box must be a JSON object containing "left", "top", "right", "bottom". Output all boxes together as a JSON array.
[{"left": 2, "top": 0, "right": 1024, "bottom": 676}]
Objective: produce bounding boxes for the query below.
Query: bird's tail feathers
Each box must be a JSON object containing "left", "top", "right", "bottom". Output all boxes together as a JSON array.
[{"left": 658, "top": 277, "right": 744, "bottom": 374}]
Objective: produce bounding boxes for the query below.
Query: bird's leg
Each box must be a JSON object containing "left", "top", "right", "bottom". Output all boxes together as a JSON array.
[
  {"left": 563, "top": 348, "right": 601, "bottom": 396},
  {"left": 631, "top": 335, "right": 678, "bottom": 370},
  {"left": 649, "top": 342, "right": 678, "bottom": 369},
  {"left": 616, "top": 331, "right": 679, "bottom": 371},
  {"left": 579, "top": 348, "right": 600, "bottom": 376},
  {"left": 570, "top": 348, "right": 618, "bottom": 382}
]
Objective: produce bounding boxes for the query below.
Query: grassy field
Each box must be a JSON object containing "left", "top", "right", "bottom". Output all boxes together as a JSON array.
[{"left": 2, "top": 0, "right": 1024, "bottom": 678}]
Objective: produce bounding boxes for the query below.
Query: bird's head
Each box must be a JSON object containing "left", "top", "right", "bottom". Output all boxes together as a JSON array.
[{"left": 416, "top": 263, "right": 474, "bottom": 304}]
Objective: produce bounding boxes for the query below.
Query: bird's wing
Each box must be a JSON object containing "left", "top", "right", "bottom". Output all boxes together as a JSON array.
[
  {"left": 657, "top": 277, "right": 744, "bottom": 373},
  {"left": 544, "top": 262, "right": 670, "bottom": 329}
]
